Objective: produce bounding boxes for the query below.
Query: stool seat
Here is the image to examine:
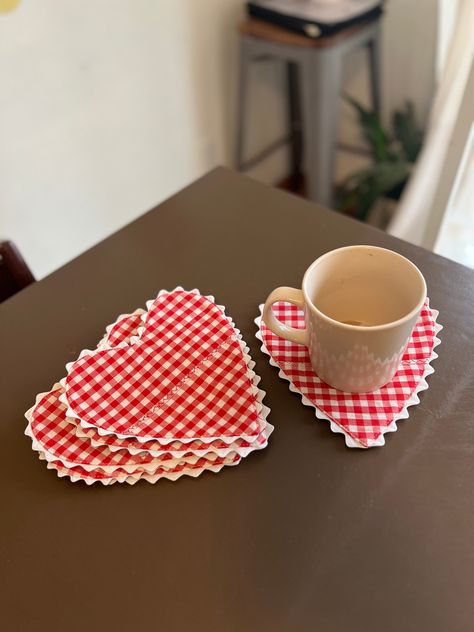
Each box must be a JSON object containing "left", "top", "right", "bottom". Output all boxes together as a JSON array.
[{"left": 239, "top": 16, "right": 377, "bottom": 49}]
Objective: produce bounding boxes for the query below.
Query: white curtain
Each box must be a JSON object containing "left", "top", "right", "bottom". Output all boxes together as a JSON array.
[{"left": 387, "top": 0, "right": 474, "bottom": 249}]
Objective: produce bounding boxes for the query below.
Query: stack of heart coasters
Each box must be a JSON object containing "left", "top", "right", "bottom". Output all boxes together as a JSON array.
[
  {"left": 25, "top": 289, "right": 272, "bottom": 484},
  {"left": 256, "top": 299, "right": 441, "bottom": 448}
]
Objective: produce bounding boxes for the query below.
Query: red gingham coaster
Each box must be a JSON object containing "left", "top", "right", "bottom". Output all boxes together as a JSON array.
[
  {"left": 77, "top": 307, "right": 271, "bottom": 458},
  {"left": 64, "top": 290, "right": 262, "bottom": 443},
  {"left": 256, "top": 300, "right": 441, "bottom": 448},
  {"left": 25, "top": 387, "right": 240, "bottom": 475},
  {"left": 75, "top": 423, "right": 271, "bottom": 458},
  {"left": 25, "top": 289, "right": 272, "bottom": 483},
  {"left": 38, "top": 453, "right": 236, "bottom": 486}
]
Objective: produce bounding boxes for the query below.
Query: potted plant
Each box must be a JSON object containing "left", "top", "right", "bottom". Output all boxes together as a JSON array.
[{"left": 336, "top": 96, "right": 423, "bottom": 223}]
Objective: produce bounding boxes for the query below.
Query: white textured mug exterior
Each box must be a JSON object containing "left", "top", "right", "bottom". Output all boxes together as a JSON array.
[{"left": 262, "top": 246, "right": 427, "bottom": 393}]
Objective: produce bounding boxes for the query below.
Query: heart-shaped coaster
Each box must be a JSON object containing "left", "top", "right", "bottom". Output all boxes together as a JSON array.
[
  {"left": 256, "top": 299, "right": 441, "bottom": 448},
  {"left": 26, "top": 289, "right": 271, "bottom": 483},
  {"left": 64, "top": 290, "right": 262, "bottom": 444},
  {"left": 75, "top": 422, "right": 271, "bottom": 458},
  {"left": 26, "top": 386, "right": 240, "bottom": 477},
  {"left": 76, "top": 308, "right": 272, "bottom": 458},
  {"left": 38, "top": 452, "right": 235, "bottom": 486}
]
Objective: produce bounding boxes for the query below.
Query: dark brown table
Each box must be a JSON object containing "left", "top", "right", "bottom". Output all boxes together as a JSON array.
[{"left": 1, "top": 168, "right": 473, "bottom": 632}]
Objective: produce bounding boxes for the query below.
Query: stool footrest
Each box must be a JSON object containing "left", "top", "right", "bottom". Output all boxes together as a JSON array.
[{"left": 238, "top": 135, "right": 291, "bottom": 172}]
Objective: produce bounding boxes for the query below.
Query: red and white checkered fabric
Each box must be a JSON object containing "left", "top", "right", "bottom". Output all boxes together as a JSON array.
[
  {"left": 75, "top": 418, "right": 269, "bottom": 458},
  {"left": 99, "top": 309, "right": 145, "bottom": 348},
  {"left": 75, "top": 308, "right": 269, "bottom": 457},
  {"left": 26, "top": 289, "right": 271, "bottom": 483},
  {"left": 28, "top": 387, "right": 239, "bottom": 476},
  {"left": 40, "top": 454, "right": 233, "bottom": 485},
  {"left": 259, "top": 300, "right": 437, "bottom": 447},
  {"left": 65, "top": 291, "right": 261, "bottom": 443}
]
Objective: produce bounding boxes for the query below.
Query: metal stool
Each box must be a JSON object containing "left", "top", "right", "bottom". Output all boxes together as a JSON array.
[{"left": 235, "top": 16, "right": 382, "bottom": 208}]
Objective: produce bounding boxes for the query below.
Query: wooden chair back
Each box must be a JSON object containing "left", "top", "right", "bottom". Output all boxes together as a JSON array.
[{"left": 0, "top": 240, "right": 35, "bottom": 302}]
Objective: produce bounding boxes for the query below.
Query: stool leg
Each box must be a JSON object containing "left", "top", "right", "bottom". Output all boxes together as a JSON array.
[
  {"left": 367, "top": 24, "right": 382, "bottom": 119},
  {"left": 235, "top": 37, "right": 252, "bottom": 171},
  {"left": 301, "top": 50, "right": 342, "bottom": 208},
  {"left": 287, "top": 61, "right": 303, "bottom": 192}
]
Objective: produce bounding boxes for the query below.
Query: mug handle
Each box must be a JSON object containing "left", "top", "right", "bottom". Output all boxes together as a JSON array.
[{"left": 262, "top": 287, "right": 309, "bottom": 346}]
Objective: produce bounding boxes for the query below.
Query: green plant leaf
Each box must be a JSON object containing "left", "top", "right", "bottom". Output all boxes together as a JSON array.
[
  {"left": 339, "top": 97, "right": 423, "bottom": 221},
  {"left": 337, "top": 161, "right": 411, "bottom": 221},
  {"left": 392, "top": 101, "right": 423, "bottom": 162},
  {"left": 344, "top": 94, "right": 389, "bottom": 161}
]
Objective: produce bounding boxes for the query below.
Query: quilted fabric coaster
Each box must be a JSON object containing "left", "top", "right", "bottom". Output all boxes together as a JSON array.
[
  {"left": 37, "top": 453, "right": 235, "bottom": 486},
  {"left": 64, "top": 290, "right": 262, "bottom": 444},
  {"left": 75, "top": 422, "right": 271, "bottom": 459},
  {"left": 77, "top": 307, "right": 271, "bottom": 458},
  {"left": 25, "top": 289, "right": 272, "bottom": 484},
  {"left": 25, "top": 386, "right": 240, "bottom": 475},
  {"left": 256, "top": 299, "right": 441, "bottom": 448}
]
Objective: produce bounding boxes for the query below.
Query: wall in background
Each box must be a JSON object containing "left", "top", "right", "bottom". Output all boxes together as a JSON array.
[{"left": 0, "top": 0, "right": 437, "bottom": 278}]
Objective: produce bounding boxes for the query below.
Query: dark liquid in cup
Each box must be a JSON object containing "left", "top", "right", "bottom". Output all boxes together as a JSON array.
[{"left": 341, "top": 319, "right": 367, "bottom": 326}]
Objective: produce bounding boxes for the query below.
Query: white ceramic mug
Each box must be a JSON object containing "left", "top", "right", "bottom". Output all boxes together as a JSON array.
[{"left": 263, "top": 245, "right": 427, "bottom": 393}]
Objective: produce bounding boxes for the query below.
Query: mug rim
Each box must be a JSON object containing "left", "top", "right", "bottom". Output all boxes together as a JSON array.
[{"left": 302, "top": 245, "right": 427, "bottom": 332}]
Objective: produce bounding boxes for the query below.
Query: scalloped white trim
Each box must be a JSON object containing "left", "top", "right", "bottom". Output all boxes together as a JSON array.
[
  {"left": 36, "top": 451, "right": 237, "bottom": 485},
  {"left": 60, "top": 288, "right": 272, "bottom": 446},
  {"left": 76, "top": 420, "right": 273, "bottom": 459},
  {"left": 255, "top": 303, "right": 442, "bottom": 449},
  {"left": 24, "top": 391, "right": 243, "bottom": 475}
]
